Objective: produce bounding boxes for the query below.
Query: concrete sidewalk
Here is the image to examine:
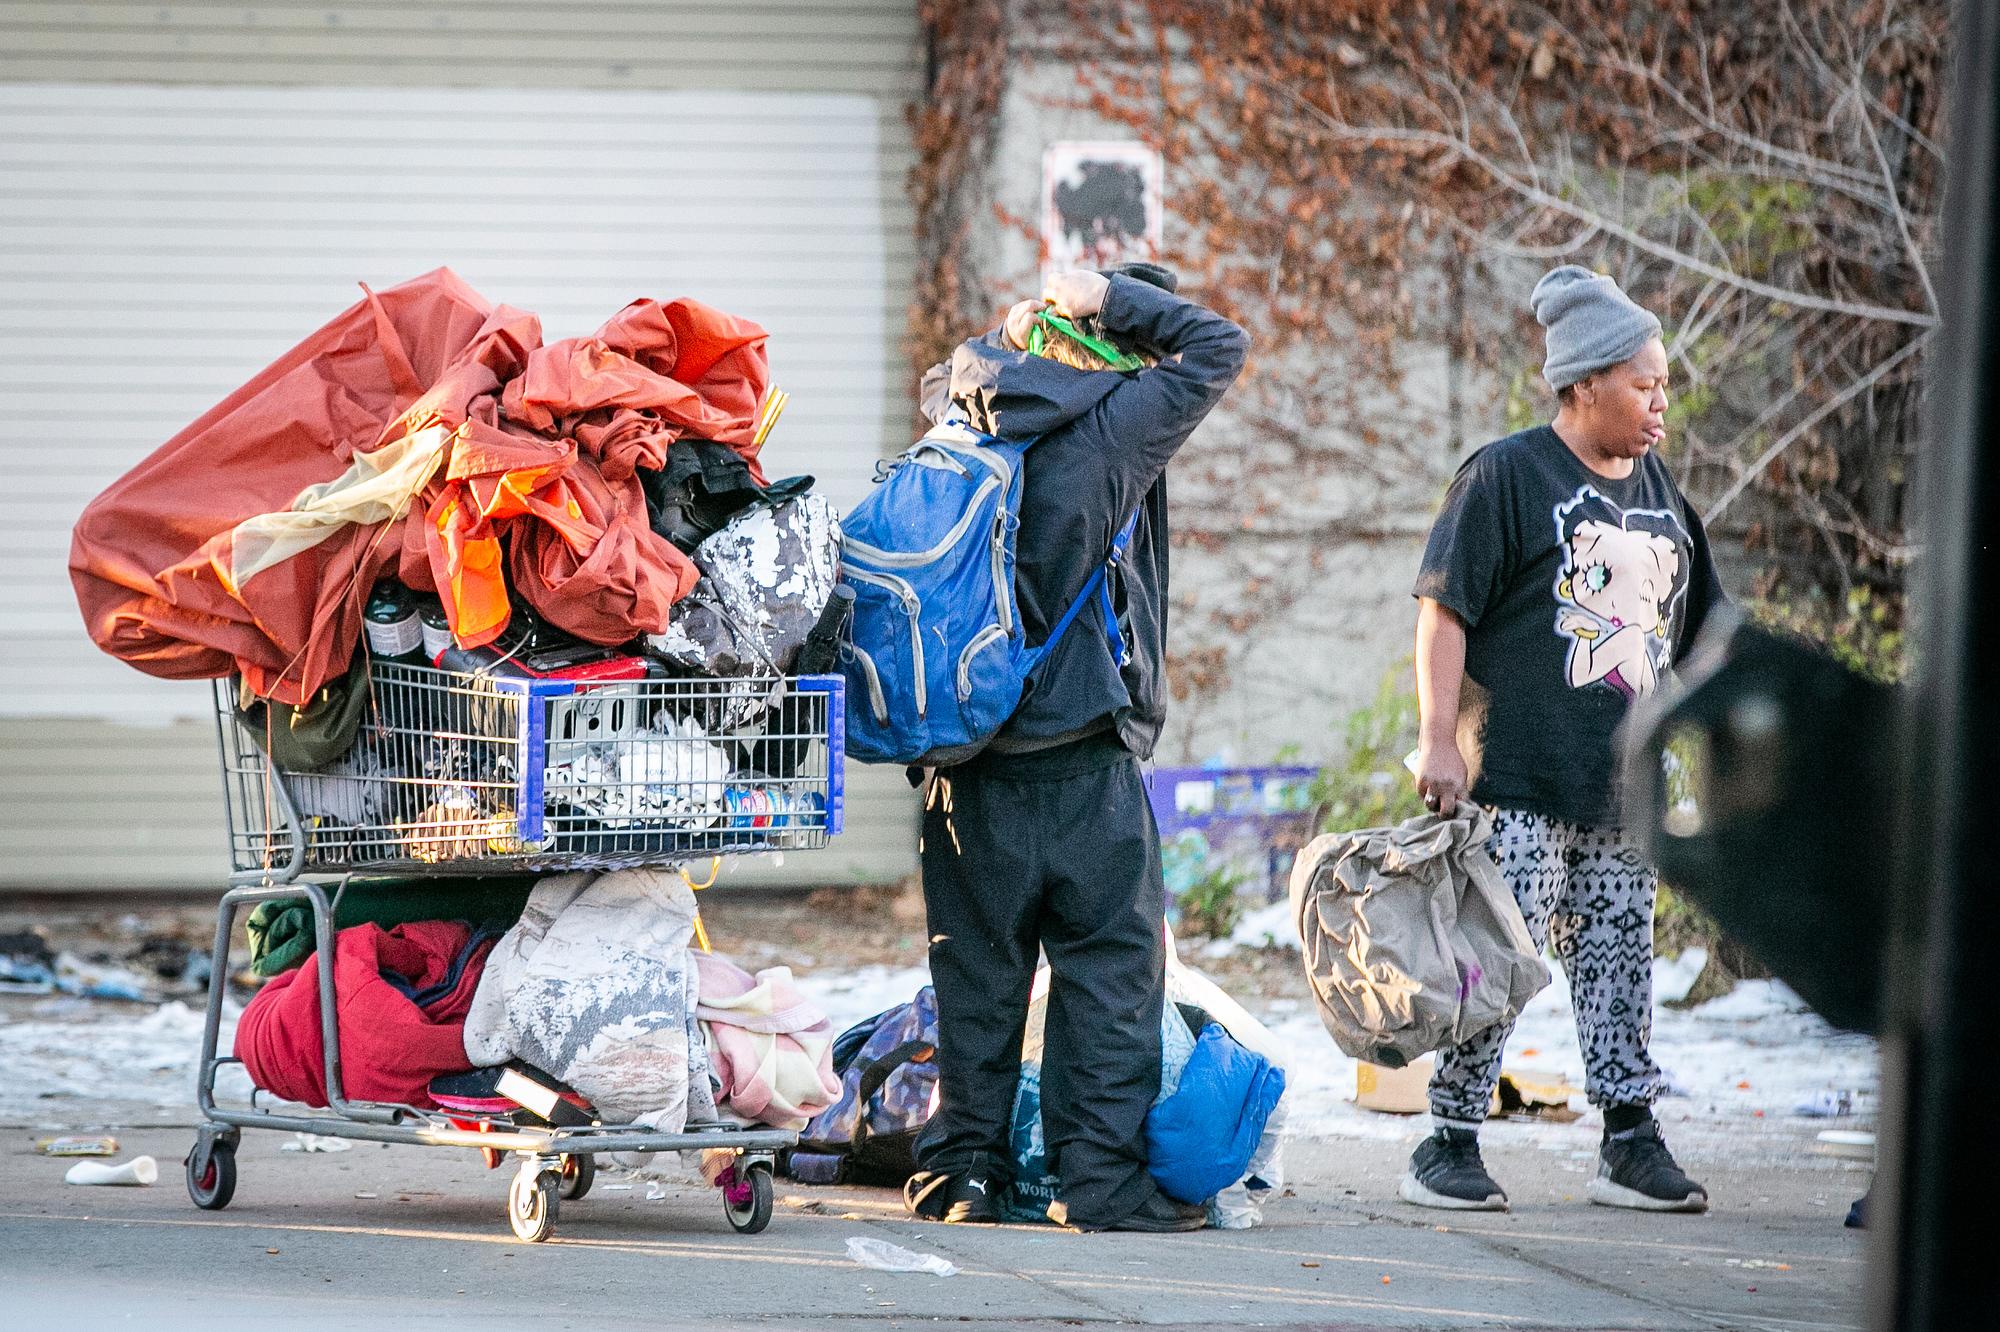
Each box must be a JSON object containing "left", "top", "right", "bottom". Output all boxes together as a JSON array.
[{"left": 0, "top": 1121, "right": 1868, "bottom": 1331}]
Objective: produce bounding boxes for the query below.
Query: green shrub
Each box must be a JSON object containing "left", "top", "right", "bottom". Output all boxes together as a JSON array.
[
  {"left": 1310, "top": 663, "right": 1429, "bottom": 835},
  {"left": 1747, "top": 587, "right": 1907, "bottom": 684},
  {"left": 1176, "top": 859, "right": 1251, "bottom": 940}
]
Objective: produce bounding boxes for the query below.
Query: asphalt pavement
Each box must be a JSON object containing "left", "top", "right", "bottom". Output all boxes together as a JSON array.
[{"left": 0, "top": 1116, "right": 1871, "bottom": 1331}]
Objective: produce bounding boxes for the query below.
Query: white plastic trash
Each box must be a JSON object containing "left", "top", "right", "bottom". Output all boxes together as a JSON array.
[
  {"left": 845, "top": 1236, "right": 958, "bottom": 1277},
  {"left": 1816, "top": 1130, "right": 1876, "bottom": 1160},
  {"left": 64, "top": 1155, "right": 158, "bottom": 1187}
]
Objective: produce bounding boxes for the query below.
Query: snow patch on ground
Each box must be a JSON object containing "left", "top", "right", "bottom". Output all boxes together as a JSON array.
[
  {"left": 0, "top": 999, "right": 253, "bottom": 1124},
  {"left": 791, "top": 963, "right": 934, "bottom": 1034},
  {"left": 0, "top": 949, "right": 1875, "bottom": 1170},
  {"left": 1263, "top": 953, "right": 1877, "bottom": 1162},
  {"left": 1222, "top": 898, "right": 1297, "bottom": 953}
]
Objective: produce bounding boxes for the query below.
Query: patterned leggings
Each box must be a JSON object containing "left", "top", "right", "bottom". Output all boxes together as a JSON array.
[{"left": 1428, "top": 807, "right": 1665, "bottom": 1128}]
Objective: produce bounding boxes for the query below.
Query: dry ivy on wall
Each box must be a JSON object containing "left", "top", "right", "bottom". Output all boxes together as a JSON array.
[
  {"left": 1036, "top": 0, "right": 1940, "bottom": 691},
  {"left": 907, "top": 0, "right": 1012, "bottom": 403},
  {"left": 905, "top": 0, "right": 1938, "bottom": 725}
]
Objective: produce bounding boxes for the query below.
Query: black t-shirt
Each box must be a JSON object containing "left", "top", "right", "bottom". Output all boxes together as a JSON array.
[{"left": 1413, "top": 424, "right": 1725, "bottom": 827}]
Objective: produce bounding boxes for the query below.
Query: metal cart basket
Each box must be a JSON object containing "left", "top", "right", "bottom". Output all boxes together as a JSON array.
[{"left": 187, "top": 659, "right": 846, "bottom": 1242}]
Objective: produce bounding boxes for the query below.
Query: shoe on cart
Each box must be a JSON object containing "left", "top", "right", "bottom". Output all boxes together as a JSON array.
[{"left": 429, "top": 1063, "right": 594, "bottom": 1126}]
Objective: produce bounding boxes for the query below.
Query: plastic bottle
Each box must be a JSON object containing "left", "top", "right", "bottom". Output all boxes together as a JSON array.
[
  {"left": 415, "top": 596, "right": 454, "bottom": 664},
  {"left": 363, "top": 580, "right": 424, "bottom": 662}
]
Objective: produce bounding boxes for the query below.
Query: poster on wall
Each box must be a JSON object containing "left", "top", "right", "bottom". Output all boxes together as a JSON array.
[{"left": 1041, "top": 140, "right": 1163, "bottom": 288}]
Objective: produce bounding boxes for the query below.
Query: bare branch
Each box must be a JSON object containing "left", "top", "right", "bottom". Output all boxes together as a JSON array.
[
  {"left": 1850, "top": 64, "right": 1940, "bottom": 317},
  {"left": 1588, "top": 51, "right": 1893, "bottom": 204},
  {"left": 1443, "top": 212, "right": 1602, "bottom": 260},
  {"left": 1266, "top": 90, "right": 1938, "bottom": 327},
  {"left": 1704, "top": 334, "right": 1929, "bottom": 523}
]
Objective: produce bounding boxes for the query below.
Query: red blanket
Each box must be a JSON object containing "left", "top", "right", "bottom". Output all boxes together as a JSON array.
[{"left": 234, "top": 920, "right": 494, "bottom": 1110}]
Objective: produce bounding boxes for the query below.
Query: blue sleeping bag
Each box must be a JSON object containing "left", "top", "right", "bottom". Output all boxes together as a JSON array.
[{"left": 1144, "top": 1023, "right": 1286, "bottom": 1205}]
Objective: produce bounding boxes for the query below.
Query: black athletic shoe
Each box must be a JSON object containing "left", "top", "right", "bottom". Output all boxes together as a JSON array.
[
  {"left": 902, "top": 1169, "right": 1001, "bottom": 1223},
  {"left": 1588, "top": 1119, "right": 1709, "bottom": 1212},
  {"left": 1399, "top": 1127, "right": 1508, "bottom": 1211},
  {"left": 1094, "top": 1190, "right": 1207, "bottom": 1233}
]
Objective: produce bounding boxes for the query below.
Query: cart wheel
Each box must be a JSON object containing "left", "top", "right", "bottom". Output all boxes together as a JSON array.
[
  {"left": 508, "top": 1169, "right": 560, "bottom": 1243},
  {"left": 722, "top": 1163, "right": 774, "bottom": 1235},
  {"left": 559, "top": 1153, "right": 595, "bottom": 1201},
  {"left": 186, "top": 1141, "right": 237, "bottom": 1211}
]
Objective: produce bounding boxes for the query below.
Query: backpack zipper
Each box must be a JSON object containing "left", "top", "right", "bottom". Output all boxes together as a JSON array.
[
  {"left": 988, "top": 510, "right": 1014, "bottom": 634},
  {"left": 845, "top": 566, "right": 927, "bottom": 718},
  {"left": 842, "top": 476, "right": 1000, "bottom": 567},
  {"left": 952, "top": 439, "right": 1019, "bottom": 635},
  {"left": 839, "top": 641, "right": 890, "bottom": 724},
  {"left": 907, "top": 443, "right": 972, "bottom": 475},
  {"left": 956, "top": 624, "right": 1009, "bottom": 701}
]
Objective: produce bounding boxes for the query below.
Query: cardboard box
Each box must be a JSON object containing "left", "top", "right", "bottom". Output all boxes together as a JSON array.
[
  {"left": 1355, "top": 1057, "right": 1436, "bottom": 1114},
  {"left": 1354, "top": 1056, "right": 1515, "bottom": 1116},
  {"left": 1497, "top": 1067, "right": 1581, "bottom": 1122}
]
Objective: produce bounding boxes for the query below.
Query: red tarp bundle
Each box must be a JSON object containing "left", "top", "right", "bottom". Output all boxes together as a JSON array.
[{"left": 69, "top": 268, "right": 770, "bottom": 705}]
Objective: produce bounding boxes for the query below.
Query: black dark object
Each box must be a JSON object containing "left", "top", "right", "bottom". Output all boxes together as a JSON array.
[
  {"left": 1622, "top": 606, "right": 1894, "bottom": 1035},
  {"left": 0, "top": 929, "right": 54, "bottom": 972},
  {"left": 640, "top": 439, "right": 765, "bottom": 551},
  {"left": 742, "top": 584, "right": 855, "bottom": 778},
  {"left": 1625, "top": 9, "right": 2000, "bottom": 1322},
  {"left": 1874, "top": 6, "right": 2000, "bottom": 1324},
  {"left": 639, "top": 437, "right": 815, "bottom": 553}
]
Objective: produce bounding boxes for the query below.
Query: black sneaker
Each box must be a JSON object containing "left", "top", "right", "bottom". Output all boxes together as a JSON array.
[
  {"left": 1399, "top": 1127, "right": 1508, "bottom": 1211},
  {"left": 1588, "top": 1119, "right": 1709, "bottom": 1212},
  {"left": 902, "top": 1169, "right": 1000, "bottom": 1223},
  {"left": 1094, "top": 1189, "right": 1207, "bottom": 1233}
]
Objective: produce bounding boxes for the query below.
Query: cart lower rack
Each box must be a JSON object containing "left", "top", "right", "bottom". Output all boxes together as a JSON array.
[{"left": 188, "top": 662, "right": 846, "bottom": 1242}]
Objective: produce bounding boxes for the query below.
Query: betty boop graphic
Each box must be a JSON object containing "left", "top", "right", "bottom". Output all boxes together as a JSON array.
[{"left": 1552, "top": 487, "right": 1692, "bottom": 699}]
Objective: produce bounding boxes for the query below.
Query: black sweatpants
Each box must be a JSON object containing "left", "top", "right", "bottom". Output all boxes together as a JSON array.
[{"left": 914, "top": 735, "right": 1166, "bottom": 1227}]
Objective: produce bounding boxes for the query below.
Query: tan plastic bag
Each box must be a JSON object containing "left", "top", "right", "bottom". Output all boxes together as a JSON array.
[{"left": 1289, "top": 804, "right": 1550, "bottom": 1069}]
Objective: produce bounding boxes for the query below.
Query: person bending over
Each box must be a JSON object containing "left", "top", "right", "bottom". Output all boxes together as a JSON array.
[{"left": 904, "top": 264, "right": 1247, "bottom": 1232}]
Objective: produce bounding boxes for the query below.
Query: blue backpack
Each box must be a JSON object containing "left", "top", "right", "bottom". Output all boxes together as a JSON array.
[{"left": 839, "top": 422, "right": 1135, "bottom": 767}]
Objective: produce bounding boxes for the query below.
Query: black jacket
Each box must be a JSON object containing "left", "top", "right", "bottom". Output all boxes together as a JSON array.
[{"left": 919, "top": 276, "right": 1249, "bottom": 760}]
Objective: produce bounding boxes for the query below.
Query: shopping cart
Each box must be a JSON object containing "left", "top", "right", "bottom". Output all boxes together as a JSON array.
[{"left": 187, "top": 659, "right": 845, "bottom": 1242}]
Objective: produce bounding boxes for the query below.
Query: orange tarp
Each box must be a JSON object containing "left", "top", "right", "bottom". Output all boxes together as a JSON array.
[{"left": 70, "top": 268, "right": 768, "bottom": 705}]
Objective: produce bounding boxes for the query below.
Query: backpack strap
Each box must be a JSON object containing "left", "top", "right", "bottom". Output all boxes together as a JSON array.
[
  {"left": 1027, "top": 508, "right": 1142, "bottom": 672},
  {"left": 846, "top": 1038, "right": 936, "bottom": 1158}
]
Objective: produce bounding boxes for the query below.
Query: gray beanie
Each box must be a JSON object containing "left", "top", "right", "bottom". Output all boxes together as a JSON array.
[{"left": 1532, "top": 265, "right": 1662, "bottom": 391}]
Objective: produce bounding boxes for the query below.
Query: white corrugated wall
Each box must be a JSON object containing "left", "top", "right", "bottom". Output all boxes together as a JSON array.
[{"left": 0, "top": 2, "right": 925, "bottom": 890}]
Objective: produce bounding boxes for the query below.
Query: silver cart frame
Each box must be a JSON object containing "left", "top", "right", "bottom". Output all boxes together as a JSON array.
[{"left": 187, "top": 664, "right": 847, "bottom": 1241}]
